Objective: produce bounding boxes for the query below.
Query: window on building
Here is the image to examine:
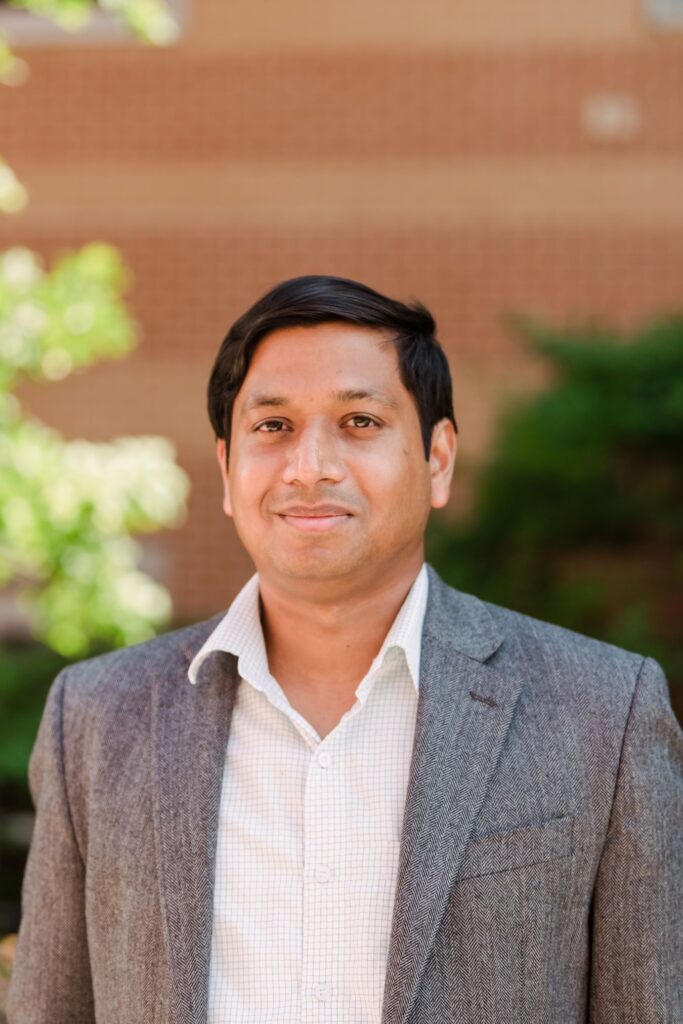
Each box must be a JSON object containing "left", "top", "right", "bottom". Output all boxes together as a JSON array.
[
  {"left": 643, "top": 0, "right": 683, "bottom": 27},
  {"left": 0, "top": 0, "right": 187, "bottom": 46}
]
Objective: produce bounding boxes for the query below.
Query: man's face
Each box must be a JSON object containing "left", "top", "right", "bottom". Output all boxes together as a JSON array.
[{"left": 215, "top": 322, "right": 456, "bottom": 588}]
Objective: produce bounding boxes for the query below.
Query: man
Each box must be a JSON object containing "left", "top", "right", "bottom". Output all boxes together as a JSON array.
[{"left": 7, "top": 275, "right": 682, "bottom": 1023}]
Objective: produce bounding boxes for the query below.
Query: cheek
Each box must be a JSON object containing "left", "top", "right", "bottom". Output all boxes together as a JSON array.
[
  {"left": 232, "top": 439, "right": 276, "bottom": 479},
  {"left": 228, "top": 458, "right": 270, "bottom": 516},
  {"left": 361, "top": 449, "right": 429, "bottom": 514}
]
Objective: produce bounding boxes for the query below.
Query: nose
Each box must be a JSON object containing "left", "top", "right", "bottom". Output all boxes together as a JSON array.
[{"left": 281, "top": 418, "right": 345, "bottom": 487}]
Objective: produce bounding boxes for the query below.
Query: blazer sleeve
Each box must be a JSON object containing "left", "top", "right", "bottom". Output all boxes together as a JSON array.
[
  {"left": 6, "top": 668, "right": 96, "bottom": 1024},
  {"left": 589, "top": 655, "right": 683, "bottom": 1023}
]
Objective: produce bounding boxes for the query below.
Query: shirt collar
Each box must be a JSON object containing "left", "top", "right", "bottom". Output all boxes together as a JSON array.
[{"left": 187, "top": 562, "right": 429, "bottom": 692}]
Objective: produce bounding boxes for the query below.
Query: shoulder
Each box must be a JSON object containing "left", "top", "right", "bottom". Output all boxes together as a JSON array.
[
  {"left": 484, "top": 595, "right": 660, "bottom": 715},
  {"left": 52, "top": 611, "right": 226, "bottom": 718},
  {"left": 427, "top": 566, "right": 649, "bottom": 714},
  {"left": 457, "top": 587, "right": 677, "bottom": 755},
  {"left": 484, "top": 596, "right": 644, "bottom": 679}
]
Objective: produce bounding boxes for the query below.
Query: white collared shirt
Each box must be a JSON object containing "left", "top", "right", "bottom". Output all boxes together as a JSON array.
[{"left": 188, "top": 563, "right": 429, "bottom": 1023}]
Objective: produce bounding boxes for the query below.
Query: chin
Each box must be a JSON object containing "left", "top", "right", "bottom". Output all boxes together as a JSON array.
[{"left": 268, "top": 549, "right": 369, "bottom": 581}]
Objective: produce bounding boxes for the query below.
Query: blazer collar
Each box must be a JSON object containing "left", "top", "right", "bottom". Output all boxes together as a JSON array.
[
  {"left": 421, "top": 562, "right": 504, "bottom": 662},
  {"left": 154, "top": 563, "right": 521, "bottom": 1024},
  {"left": 176, "top": 562, "right": 504, "bottom": 670}
]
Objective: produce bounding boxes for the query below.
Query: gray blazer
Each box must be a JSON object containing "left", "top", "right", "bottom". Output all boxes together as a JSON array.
[{"left": 7, "top": 564, "right": 683, "bottom": 1023}]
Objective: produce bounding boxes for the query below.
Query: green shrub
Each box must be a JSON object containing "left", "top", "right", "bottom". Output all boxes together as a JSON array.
[{"left": 427, "top": 314, "right": 683, "bottom": 722}]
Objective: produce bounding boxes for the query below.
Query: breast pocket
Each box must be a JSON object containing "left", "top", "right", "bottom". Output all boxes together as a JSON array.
[
  {"left": 435, "top": 814, "right": 583, "bottom": 1014},
  {"left": 457, "top": 813, "right": 575, "bottom": 881}
]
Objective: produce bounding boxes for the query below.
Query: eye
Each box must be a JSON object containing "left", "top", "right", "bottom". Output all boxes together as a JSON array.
[
  {"left": 347, "top": 415, "right": 379, "bottom": 429},
  {"left": 254, "top": 419, "right": 288, "bottom": 432}
]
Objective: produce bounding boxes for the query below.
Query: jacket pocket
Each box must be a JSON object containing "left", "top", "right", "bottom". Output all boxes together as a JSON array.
[{"left": 456, "top": 813, "right": 575, "bottom": 880}]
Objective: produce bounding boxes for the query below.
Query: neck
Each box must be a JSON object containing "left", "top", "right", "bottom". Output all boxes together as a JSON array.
[{"left": 258, "top": 554, "right": 425, "bottom": 691}]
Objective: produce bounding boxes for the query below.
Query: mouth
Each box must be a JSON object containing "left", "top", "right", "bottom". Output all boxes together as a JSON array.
[{"left": 277, "top": 513, "right": 352, "bottom": 534}]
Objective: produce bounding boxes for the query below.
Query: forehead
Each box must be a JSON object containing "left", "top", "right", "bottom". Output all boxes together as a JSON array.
[{"left": 236, "top": 322, "right": 406, "bottom": 406}]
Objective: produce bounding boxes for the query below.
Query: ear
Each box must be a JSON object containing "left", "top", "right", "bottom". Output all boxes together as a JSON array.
[
  {"left": 428, "top": 419, "right": 457, "bottom": 509},
  {"left": 215, "top": 438, "right": 233, "bottom": 518}
]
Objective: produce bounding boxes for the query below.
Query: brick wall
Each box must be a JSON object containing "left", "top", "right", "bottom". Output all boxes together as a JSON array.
[{"left": 2, "top": 0, "right": 682, "bottom": 619}]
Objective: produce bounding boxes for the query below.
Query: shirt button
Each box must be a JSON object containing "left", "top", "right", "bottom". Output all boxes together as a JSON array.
[
  {"left": 312, "top": 982, "right": 331, "bottom": 1002},
  {"left": 316, "top": 750, "right": 331, "bottom": 768},
  {"left": 315, "top": 864, "right": 332, "bottom": 883}
]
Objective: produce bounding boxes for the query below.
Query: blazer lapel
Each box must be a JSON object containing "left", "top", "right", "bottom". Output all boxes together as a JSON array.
[
  {"left": 381, "top": 565, "right": 526, "bottom": 1024},
  {"left": 152, "top": 624, "right": 239, "bottom": 1024}
]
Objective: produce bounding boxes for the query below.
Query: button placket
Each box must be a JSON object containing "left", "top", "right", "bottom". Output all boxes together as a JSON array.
[{"left": 301, "top": 739, "right": 339, "bottom": 1020}]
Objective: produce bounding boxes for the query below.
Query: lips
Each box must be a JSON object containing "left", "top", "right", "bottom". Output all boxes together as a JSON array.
[
  {"left": 276, "top": 505, "right": 352, "bottom": 517},
  {"left": 276, "top": 506, "right": 353, "bottom": 533}
]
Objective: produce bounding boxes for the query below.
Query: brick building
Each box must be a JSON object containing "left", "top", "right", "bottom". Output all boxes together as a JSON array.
[{"left": 2, "top": 0, "right": 682, "bottom": 621}]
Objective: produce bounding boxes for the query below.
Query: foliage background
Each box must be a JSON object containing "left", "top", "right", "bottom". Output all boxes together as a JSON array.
[
  {"left": 0, "top": 0, "right": 186, "bottom": 953},
  {"left": 427, "top": 314, "right": 682, "bottom": 725}
]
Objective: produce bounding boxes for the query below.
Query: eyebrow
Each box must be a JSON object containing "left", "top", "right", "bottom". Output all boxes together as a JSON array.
[{"left": 241, "top": 387, "right": 399, "bottom": 416}]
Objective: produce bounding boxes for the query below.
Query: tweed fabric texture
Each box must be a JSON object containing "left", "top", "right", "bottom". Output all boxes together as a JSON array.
[
  {"left": 7, "top": 563, "right": 683, "bottom": 1023},
  {"left": 188, "top": 564, "right": 427, "bottom": 1021}
]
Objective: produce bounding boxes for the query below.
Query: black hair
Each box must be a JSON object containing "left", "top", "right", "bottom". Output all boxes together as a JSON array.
[{"left": 207, "top": 274, "right": 457, "bottom": 463}]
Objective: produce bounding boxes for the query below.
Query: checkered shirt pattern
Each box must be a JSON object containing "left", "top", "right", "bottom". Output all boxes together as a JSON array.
[{"left": 187, "top": 562, "right": 428, "bottom": 1023}]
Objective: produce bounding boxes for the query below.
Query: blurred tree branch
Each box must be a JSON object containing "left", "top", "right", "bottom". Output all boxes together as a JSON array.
[
  {"left": 1, "top": 0, "right": 178, "bottom": 86},
  {"left": 0, "top": 0, "right": 191, "bottom": 658}
]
